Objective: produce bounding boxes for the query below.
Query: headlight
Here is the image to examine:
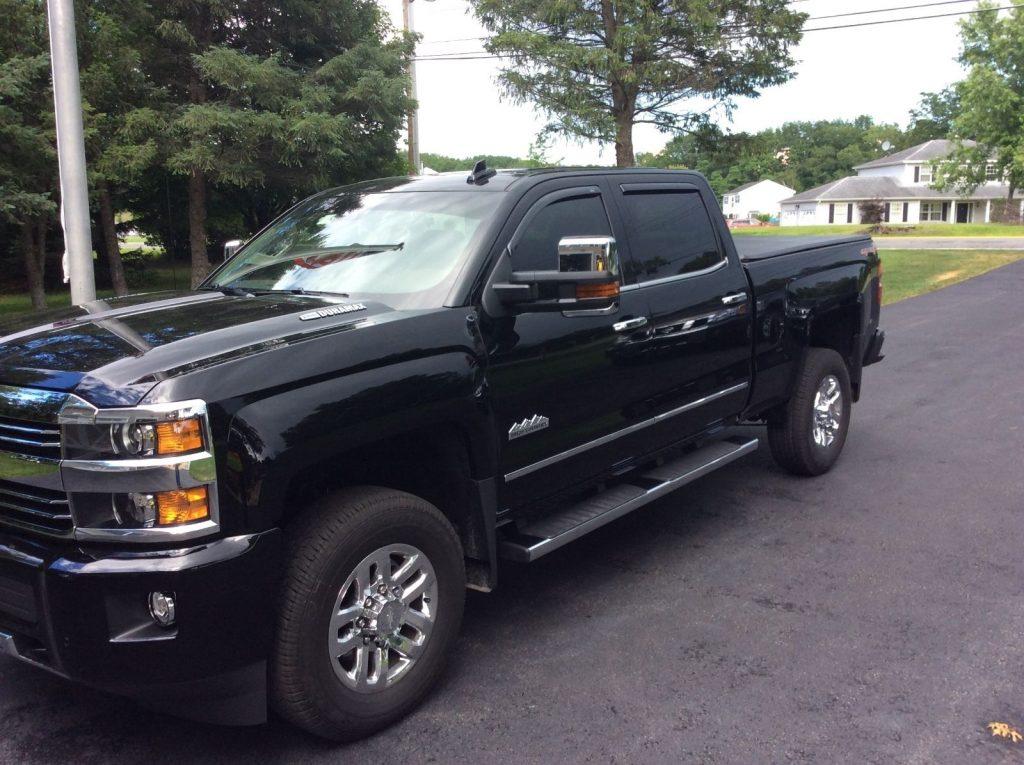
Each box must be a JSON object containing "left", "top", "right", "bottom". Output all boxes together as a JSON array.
[
  {"left": 58, "top": 398, "right": 219, "bottom": 541},
  {"left": 62, "top": 401, "right": 207, "bottom": 460}
]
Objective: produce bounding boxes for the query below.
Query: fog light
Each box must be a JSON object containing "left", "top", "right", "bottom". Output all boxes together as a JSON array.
[{"left": 148, "top": 591, "right": 176, "bottom": 628}]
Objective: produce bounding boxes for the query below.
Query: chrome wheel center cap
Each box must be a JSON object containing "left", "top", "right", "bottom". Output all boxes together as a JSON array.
[{"left": 372, "top": 598, "right": 406, "bottom": 637}]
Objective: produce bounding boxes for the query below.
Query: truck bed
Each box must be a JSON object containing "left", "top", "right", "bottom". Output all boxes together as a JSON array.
[{"left": 734, "top": 234, "right": 871, "bottom": 261}]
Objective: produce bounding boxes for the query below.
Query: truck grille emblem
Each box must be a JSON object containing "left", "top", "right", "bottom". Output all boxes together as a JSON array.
[
  {"left": 299, "top": 303, "right": 367, "bottom": 321},
  {"left": 508, "top": 415, "right": 549, "bottom": 440}
]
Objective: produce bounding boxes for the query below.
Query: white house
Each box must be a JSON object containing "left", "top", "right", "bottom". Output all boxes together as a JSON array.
[
  {"left": 779, "top": 139, "right": 1024, "bottom": 226},
  {"left": 722, "top": 179, "right": 796, "bottom": 220}
]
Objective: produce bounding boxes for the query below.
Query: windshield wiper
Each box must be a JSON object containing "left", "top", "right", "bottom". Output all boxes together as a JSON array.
[
  {"left": 203, "top": 285, "right": 253, "bottom": 297},
  {"left": 250, "top": 288, "right": 350, "bottom": 298}
]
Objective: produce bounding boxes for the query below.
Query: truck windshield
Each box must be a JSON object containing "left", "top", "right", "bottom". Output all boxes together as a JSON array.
[{"left": 205, "top": 190, "right": 502, "bottom": 309}]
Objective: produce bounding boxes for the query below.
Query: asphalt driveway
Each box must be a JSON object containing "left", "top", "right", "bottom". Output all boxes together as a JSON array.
[{"left": 3, "top": 262, "right": 1024, "bottom": 763}]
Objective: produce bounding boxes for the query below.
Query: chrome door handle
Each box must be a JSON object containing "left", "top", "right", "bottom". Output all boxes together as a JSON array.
[
  {"left": 612, "top": 316, "right": 649, "bottom": 333},
  {"left": 721, "top": 292, "right": 748, "bottom": 305}
]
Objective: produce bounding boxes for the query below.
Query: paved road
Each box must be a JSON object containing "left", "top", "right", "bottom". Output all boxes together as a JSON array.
[
  {"left": 4, "top": 264, "right": 1024, "bottom": 763},
  {"left": 874, "top": 236, "right": 1024, "bottom": 250}
]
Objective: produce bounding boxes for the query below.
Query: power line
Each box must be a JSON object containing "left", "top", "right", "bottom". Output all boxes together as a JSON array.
[
  {"left": 811, "top": 0, "right": 977, "bottom": 21},
  {"left": 414, "top": 3, "right": 1017, "bottom": 60},
  {"left": 417, "top": 0, "right": 973, "bottom": 47}
]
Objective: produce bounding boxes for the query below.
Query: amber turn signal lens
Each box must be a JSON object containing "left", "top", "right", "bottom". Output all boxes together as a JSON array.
[
  {"left": 155, "top": 418, "right": 204, "bottom": 455},
  {"left": 576, "top": 282, "right": 620, "bottom": 300},
  {"left": 156, "top": 487, "right": 210, "bottom": 526}
]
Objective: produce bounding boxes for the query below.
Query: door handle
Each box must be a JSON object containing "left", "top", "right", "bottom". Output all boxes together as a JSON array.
[
  {"left": 721, "top": 292, "right": 748, "bottom": 305},
  {"left": 612, "top": 316, "right": 649, "bottom": 333}
]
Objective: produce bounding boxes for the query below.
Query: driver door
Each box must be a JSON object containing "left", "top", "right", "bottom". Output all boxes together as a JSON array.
[{"left": 481, "top": 182, "right": 653, "bottom": 510}]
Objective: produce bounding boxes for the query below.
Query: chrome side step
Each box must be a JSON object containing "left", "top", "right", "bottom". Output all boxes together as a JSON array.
[{"left": 498, "top": 436, "right": 759, "bottom": 563}]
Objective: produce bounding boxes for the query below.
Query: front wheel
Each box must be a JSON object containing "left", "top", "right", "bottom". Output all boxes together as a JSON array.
[
  {"left": 271, "top": 487, "right": 465, "bottom": 741},
  {"left": 768, "top": 348, "right": 852, "bottom": 476}
]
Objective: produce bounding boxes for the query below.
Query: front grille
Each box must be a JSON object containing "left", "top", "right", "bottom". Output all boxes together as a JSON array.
[
  {"left": 0, "top": 479, "right": 72, "bottom": 536},
  {"left": 0, "top": 416, "right": 61, "bottom": 460},
  {"left": 0, "top": 386, "right": 71, "bottom": 539}
]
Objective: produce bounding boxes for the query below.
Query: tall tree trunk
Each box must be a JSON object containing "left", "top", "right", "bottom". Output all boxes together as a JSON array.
[
  {"left": 614, "top": 108, "right": 635, "bottom": 167},
  {"left": 188, "top": 168, "right": 210, "bottom": 287},
  {"left": 21, "top": 222, "right": 46, "bottom": 310},
  {"left": 98, "top": 181, "right": 128, "bottom": 296}
]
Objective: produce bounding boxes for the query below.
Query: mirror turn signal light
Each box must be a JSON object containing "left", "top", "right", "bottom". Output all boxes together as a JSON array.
[
  {"left": 156, "top": 487, "right": 210, "bottom": 526},
  {"left": 576, "top": 282, "right": 620, "bottom": 300},
  {"left": 155, "top": 418, "right": 204, "bottom": 455}
]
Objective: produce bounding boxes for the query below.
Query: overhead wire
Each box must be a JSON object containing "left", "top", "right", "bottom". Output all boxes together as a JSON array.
[{"left": 412, "top": 3, "right": 1018, "bottom": 60}]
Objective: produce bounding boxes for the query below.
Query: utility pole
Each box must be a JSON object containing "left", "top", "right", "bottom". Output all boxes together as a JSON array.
[
  {"left": 47, "top": 0, "right": 96, "bottom": 304},
  {"left": 402, "top": 0, "right": 421, "bottom": 175}
]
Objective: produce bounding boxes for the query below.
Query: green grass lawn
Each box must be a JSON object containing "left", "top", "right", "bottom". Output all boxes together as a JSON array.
[
  {"left": 0, "top": 264, "right": 187, "bottom": 318},
  {"left": 881, "top": 250, "right": 1024, "bottom": 305},
  {"left": 732, "top": 223, "right": 1024, "bottom": 237}
]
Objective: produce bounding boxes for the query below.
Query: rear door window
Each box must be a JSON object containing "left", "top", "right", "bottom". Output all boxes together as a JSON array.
[{"left": 619, "top": 190, "right": 724, "bottom": 283}]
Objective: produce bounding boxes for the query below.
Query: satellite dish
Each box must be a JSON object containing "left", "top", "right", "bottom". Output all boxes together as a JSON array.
[{"left": 881, "top": 141, "right": 893, "bottom": 152}]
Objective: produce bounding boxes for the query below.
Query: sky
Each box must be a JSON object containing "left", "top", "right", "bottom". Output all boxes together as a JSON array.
[{"left": 379, "top": 0, "right": 976, "bottom": 165}]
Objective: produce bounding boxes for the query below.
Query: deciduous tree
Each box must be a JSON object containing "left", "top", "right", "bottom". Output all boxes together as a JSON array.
[{"left": 938, "top": 3, "right": 1024, "bottom": 206}]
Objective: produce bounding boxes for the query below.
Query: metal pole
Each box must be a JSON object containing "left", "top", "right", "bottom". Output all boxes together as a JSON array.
[
  {"left": 403, "top": 0, "right": 421, "bottom": 175},
  {"left": 47, "top": 0, "right": 95, "bottom": 304}
]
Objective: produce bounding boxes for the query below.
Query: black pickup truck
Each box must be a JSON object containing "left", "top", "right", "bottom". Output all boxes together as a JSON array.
[{"left": 0, "top": 166, "right": 883, "bottom": 740}]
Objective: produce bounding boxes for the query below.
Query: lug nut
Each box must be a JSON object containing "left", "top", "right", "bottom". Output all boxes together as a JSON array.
[
  {"left": 363, "top": 636, "right": 371, "bottom": 645},
  {"left": 377, "top": 584, "right": 389, "bottom": 595},
  {"left": 364, "top": 597, "right": 375, "bottom": 608},
  {"left": 392, "top": 586, "right": 402, "bottom": 597},
  {"left": 357, "top": 617, "right": 368, "bottom": 627}
]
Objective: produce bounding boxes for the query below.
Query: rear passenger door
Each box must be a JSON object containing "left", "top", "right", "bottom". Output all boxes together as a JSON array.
[{"left": 610, "top": 180, "right": 753, "bottom": 448}]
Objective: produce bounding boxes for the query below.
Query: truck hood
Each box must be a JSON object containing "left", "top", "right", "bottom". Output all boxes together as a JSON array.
[{"left": 0, "top": 291, "right": 400, "bottom": 406}]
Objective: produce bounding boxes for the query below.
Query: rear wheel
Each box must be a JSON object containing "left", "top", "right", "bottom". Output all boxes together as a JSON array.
[
  {"left": 271, "top": 487, "right": 465, "bottom": 741},
  {"left": 768, "top": 348, "right": 852, "bottom": 476}
]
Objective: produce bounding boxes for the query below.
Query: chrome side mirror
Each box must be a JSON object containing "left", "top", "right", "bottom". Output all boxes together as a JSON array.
[
  {"left": 558, "top": 236, "right": 618, "bottom": 276},
  {"left": 223, "top": 239, "right": 244, "bottom": 261}
]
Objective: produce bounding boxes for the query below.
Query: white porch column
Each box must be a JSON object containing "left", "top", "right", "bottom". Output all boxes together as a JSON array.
[{"left": 985, "top": 200, "right": 991, "bottom": 223}]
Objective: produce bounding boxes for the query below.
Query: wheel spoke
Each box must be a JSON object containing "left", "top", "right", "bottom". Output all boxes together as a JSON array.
[
  {"left": 390, "top": 632, "right": 425, "bottom": 660},
  {"left": 330, "top": 605, "right": 361, "bottom": 634},
  {"left": 354, "top": 645, "right": 372, "bottom": 689},
  {"left": 403, "top": 607, "right": 432, "bottom": 632},
  {"left": 373, "top": 646, "right": 389, "bottom": 685},
  {"left": 401, "top": 571, "right": 433, "bottom": 604},
  {"left": 389, "top": 553, "right": 420, "bottom": 586},
  {"left": 335, "top": 630, "right": 361, "bottom": 655}
]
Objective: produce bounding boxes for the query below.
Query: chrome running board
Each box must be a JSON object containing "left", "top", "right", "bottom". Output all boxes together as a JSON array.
[{"left": 498, "top": 436, "right": 759, "bottom": 563}]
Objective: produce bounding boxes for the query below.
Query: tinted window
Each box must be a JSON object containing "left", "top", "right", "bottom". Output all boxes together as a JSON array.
[
  {"left": 513, "top": 194, "right": 611, "bottom": 271},
  {"left": 620, "top": 191, "right": 724, "bottom": 282}
]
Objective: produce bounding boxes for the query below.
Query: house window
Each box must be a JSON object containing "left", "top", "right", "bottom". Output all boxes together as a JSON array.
[
  {"left": 918, "top": 166, "right": 934, "bottom": 184},
  {"left": 920, "top": 202, "right": 945, "bottom": 221},
  {"left": 986, "top": 164, "right": 1000, "bottom": 181}
]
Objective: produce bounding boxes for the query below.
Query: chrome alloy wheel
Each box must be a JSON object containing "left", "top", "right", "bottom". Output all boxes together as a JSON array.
[
  {"left": 812, "top": 374, "right": 843, "bottom": 448},
  {"left": 328, "top": 544, "right": 437, "bottom": 693}
]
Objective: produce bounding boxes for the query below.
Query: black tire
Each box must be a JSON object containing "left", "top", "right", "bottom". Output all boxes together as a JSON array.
[
  {"left": 271, "top": 486, "right": 465, "bottom": 741},
  {"left": 767, "top": 348, "right": 852, "bottom": 477}
]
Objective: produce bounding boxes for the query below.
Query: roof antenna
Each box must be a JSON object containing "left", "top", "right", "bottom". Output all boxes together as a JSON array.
[{"left": 467, "top": 159, "right": 497, "bottom": 185}]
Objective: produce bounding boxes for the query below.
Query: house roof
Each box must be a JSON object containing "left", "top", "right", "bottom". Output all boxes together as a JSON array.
[
  {"left": 725, "top": 179, "right": 794, "bottom": 195},
  {"left": 780, "top": 174, "right": 1011, "bottom": 204},
  {"left": 852, "top": 139, "right": 977, "bottom": 170}
]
